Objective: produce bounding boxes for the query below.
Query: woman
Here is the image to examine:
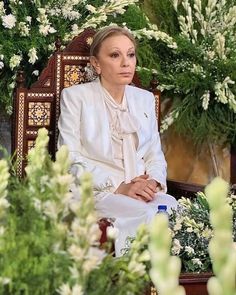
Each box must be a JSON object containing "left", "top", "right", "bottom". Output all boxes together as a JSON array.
[{"left": 58, "top": 26, "right": 178, "bottom": 256}]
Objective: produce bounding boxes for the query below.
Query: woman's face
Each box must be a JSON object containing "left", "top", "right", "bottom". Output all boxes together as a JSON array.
[{"left": 91, "top": 34, "right": 136, "bottom": 88}]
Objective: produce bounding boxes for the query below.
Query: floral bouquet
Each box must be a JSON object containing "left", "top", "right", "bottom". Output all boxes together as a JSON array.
[
  {"left": 169, "top": 190, "right": 236, "bottom": 273},
  {"left": 0, "top": 0, "right": 176, "bottom": 114},
  {"left": 145, "top": 0, "right": 236, "bottom": 144}
]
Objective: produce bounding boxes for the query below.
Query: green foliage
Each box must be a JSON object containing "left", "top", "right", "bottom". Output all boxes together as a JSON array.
[
  {"left": 109, "top": 4, "right": 149, "bottom": 30},
  {"left": 142, "top": 0, "right": 179, "bottom": 35},
  {"left": 0, "top": 128, "right": 150, "bottom": 295},
  {"left": 144, "top": 0, "right": 236, "bottom": 144}
]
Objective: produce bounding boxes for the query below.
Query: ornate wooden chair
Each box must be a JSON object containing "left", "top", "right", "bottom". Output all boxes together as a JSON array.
[
  {"left": 12, "top": 28, "right": 161, "bottom": 244},
  {"left": 12, "top": 28, "right": 161, "bottom": 179}
]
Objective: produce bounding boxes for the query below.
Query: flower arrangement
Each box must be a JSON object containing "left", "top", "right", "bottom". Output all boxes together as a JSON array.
[
  {"left": 149, "top": 177, "right": 236, "bottom": 295},
  {"left": 0, "top": 0, "right": 137, "bottom": 112},
  {"left": 169, "top": 189, "right": 236, "bottom": 273},
  {"left": 144, "top": 0, "right": 236, "bottom": 144},
  {"left": 0, "top": 128, "right": 150, "bottom": 295},
  {"left": 0, "top": 0, "right": 172, "bottom": 114}
]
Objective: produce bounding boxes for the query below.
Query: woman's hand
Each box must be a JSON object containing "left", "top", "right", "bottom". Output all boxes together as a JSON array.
[{"left": 115, "top": 174, "right": 161, "bottom": 202}]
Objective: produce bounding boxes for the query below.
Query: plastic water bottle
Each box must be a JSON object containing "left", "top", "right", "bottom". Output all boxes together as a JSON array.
[{"left": 156, "top": 205, "right": 169, "bottom": 218}]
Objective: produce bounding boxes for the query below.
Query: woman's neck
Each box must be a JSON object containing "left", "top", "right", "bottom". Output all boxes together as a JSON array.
[{"left": 100, "top": 78, "right": 125, "bottom": 104}]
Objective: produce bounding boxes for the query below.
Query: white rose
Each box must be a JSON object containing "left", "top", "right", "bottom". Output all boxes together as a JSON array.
[
  {"left": 0, "top": 61, "right": 4, "bottom": 69},
  {"left": 2, "top": 14, "right": 16, "bottom": 29}
]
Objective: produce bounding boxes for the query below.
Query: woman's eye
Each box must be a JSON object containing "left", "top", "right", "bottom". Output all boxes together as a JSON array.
[
  {"left": 128, "top": 52, "right": 136, "bottom": 58},
  {"left": 110, "top": 52, "right": 119, "bottom": 58}
]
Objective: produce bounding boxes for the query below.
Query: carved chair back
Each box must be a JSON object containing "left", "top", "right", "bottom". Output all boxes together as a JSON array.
[{"left": 12, "top": 28, "right": 160, "bottom": 177}]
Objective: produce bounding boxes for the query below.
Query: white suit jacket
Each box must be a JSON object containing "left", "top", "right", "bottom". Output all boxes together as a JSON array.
[{"left": 58, "top": 78, "right": 167, "bottom": 193}]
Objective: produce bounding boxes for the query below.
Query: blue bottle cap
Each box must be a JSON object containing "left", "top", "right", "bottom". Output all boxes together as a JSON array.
[{"left": 158, "top": 205, "right": 167, "bottom": 211}]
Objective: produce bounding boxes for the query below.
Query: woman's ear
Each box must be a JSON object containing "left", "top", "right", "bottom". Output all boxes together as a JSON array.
[{"left": 90, "top": 56, "right": 101, "bottom": 75}]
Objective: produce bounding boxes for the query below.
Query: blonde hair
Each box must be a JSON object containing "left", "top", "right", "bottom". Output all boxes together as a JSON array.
[{"left": 90, "top": 25, "right": 136, "bottom": 57}]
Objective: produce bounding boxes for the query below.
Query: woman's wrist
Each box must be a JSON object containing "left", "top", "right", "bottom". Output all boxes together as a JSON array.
[{"left": 149, "top": 179, "right": 161, "bottom": 190}]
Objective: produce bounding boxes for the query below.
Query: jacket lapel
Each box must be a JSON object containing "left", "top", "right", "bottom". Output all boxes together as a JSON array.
[
  {"left": 125, "top": 86, "right": 142, "bottom": 150},
  {"left": 92, "top": 80, "right": 114, "bottom": 162}
]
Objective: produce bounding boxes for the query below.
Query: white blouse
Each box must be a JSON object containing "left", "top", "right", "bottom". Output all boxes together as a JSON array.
[{"left": 102, "top": 86, "right": 140, "bottom": 183}]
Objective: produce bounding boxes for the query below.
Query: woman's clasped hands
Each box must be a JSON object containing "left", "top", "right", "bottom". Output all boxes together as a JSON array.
[{"left": 115, "top": 174, "right": 161, "bottom": 202}]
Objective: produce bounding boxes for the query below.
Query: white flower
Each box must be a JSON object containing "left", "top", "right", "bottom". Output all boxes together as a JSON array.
[
  {"left": 138, "top": 249, "right": 151, "bottom": 262},
  {"left": 32, "top": 70, "right": 39, "bottom": 76},
  {"left": 192, "top": 258, "right": 202, "bottom": 267},
  {"left": 57, "top": 283, "right": 72, "bottom": 295},
  {"left": 0, "top": 226, "right": 5, "bottom": 236},
  {"left": 18, "top": 22, "right": 30, "bottom": 36},
  {"left": 172, "top": 238, "right": 182, "bottom": 255},
  {"left": 0, "top": 198, "right": 10, "bottom": 210},
  {"left": 28, "top": 47, "right": 38, "bottom": 64},
  {"left": 69, "top": 265, "right": 79, "bottom": 279},
  {"left": 26, "top": 16, "right": 32, "bottom": 23},
  {"left": 87, "top": 246, "right": 106, "bottom": 265},
  {"left": 82, "top": 247, "right": 106, "bottom": 274},
  {"left": 48, "top": 43, "right": 56, "bottom": 52},
  {"left": 185, "top": 246, "right": 195, "bottom": 255},
  {"left": 213, "top": 33, "right": 227, "bottom": 59},
  {"left": 106, "top": 226, "right": 119, "bottom": 239},
  {"left": 48, "top": 26, "right": 57, "bottom": 34},
  {"left": 32, "top": 197, "right": 42, "bottom": 211},
  {"left": 62, "top": 9, "right": 81, "bottom": 21},
  {"left": 68, "top": 244, "right": 85, "bottom": 261},
  {"left": 9, "top": 54, "right": 22, "bottom": 70},
  {"left": 0, "top": 61, "right": 4, "bottom": 69},
  {"left": 86, "top": 4, "right": 97, "bottom": 14},
  {"left": 2, "top": 14, "right": 16, "bottom": 29},
  {"left": 87, "top": 223, "right": 101, "bottom": 243},
  {"left": 128, "top": 260, "right": 146, "bottom": 276},
  {"left": 201, "top": 90, "right": 210, "bottom": 110},
  {"left": 0, "top": 2, "right": 5, "bottom": 17},
  {"left": 202, "top": 227, "right": 213, "bottom": 239},
  {"left": 0, "top": 277, "right": 11, "bottom": 285},
  {"left": 9, "top": 81, "right": 15, "bottom": 89},
  {"left": 43, "top": 200, "right": 58, "bottom": 220},
  {"left": 39, "top": 24, "right": 50, "bottom": 36},
  {"left": 72, "top": 284, "right": 83, "bottom": 295}
]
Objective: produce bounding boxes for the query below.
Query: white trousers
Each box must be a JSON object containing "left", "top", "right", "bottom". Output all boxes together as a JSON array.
[{"left": 94, "top": 192, "right": 178, "bottom": 256}]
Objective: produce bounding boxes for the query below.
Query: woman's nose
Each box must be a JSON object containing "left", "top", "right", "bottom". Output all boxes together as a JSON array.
[{"left": 121, "top": 56, "right": 129, "bottom": 67}]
